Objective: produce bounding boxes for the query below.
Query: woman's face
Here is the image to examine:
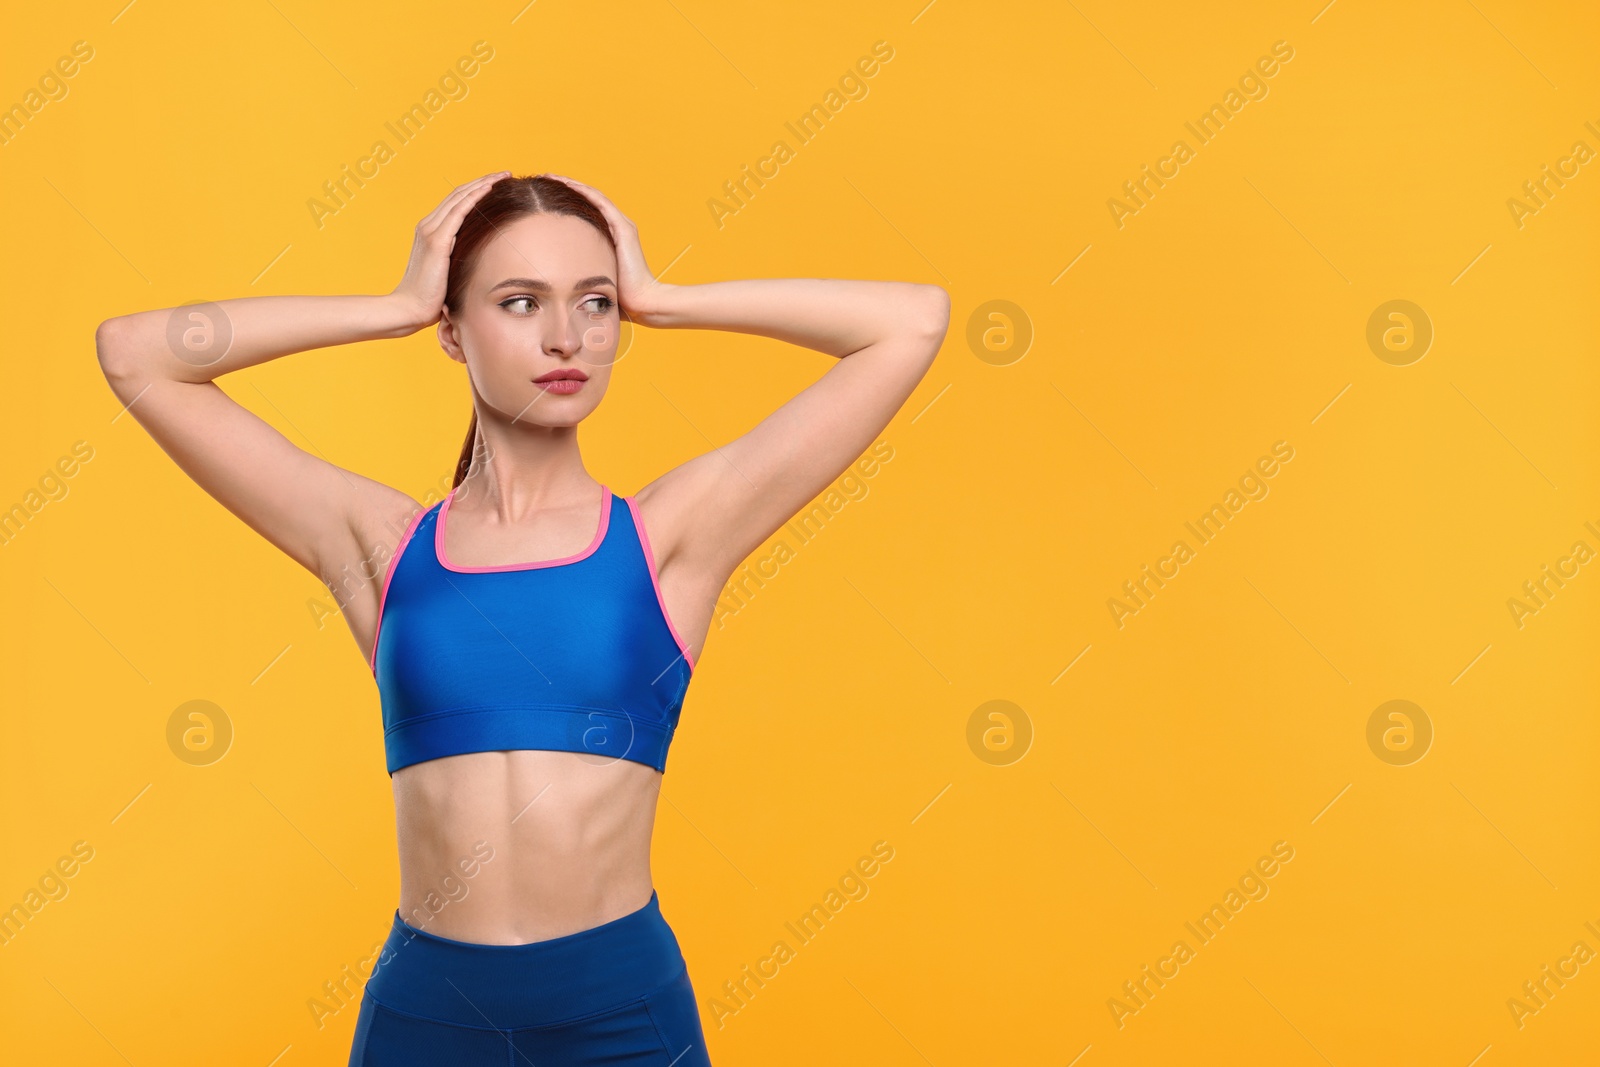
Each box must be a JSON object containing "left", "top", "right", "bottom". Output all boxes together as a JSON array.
[{"left": 439, "top": 212, "right": 620, "bottom": 429}]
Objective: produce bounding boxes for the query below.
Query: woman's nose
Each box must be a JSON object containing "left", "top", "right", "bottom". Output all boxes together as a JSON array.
[{"left": 543, "top": 316, "right": 582, "bottom": 355}]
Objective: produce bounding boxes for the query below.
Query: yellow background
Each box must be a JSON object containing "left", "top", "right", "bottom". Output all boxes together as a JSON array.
[{"left": 3, "top": 1, "right": 1598, "bottom": 1063}]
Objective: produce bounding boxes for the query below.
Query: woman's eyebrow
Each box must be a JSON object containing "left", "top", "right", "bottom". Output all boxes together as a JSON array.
[{"left": 488, "top": 275, "right": 617, "bottom": 294}]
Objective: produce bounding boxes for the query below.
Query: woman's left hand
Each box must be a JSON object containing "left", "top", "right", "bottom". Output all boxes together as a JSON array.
[{"left": 541, "top": 174, "right": 673, "bottom": 326}]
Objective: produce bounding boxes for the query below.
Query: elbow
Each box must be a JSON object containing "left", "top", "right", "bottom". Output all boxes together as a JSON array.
[
  {"left": 95, "top": 316, "right": 148, "bottom": 393},
  {"left": 915, "top": 284, "right": 951, "bottom": 347},
  {"left": 95, "top": 317, "right": 130, "bottom": 375}
]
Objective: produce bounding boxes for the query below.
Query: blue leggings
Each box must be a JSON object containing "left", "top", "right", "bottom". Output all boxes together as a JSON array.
[{"left": 348, "top": 891, "right": 712, "bottom": 1065}]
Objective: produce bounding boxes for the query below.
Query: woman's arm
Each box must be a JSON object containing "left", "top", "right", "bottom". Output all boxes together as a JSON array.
[
  {"left": 634, "top": 277, "right": 946, "bottom": 360},
  {"left": 633, "top": 279, "right": 948, "bottom": 577},
  {"left": 545, "top": 177, "right": 951, "bottom": 602},
  {"left": 94, "top": 172, "right": 506, "bottom": 613},
  {"left": 95, "top": 293, "right": 425, "bottom": 586},
  {"left": 101, "top": 293, "right": 427, "bottom": 385}
]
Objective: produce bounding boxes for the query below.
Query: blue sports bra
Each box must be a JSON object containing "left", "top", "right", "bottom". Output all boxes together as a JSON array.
[{"left": 370, "top": 484, "right": 696, "bottom": 776}]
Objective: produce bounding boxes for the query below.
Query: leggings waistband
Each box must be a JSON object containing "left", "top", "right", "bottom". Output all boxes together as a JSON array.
[{"left": 363, "top": 890, "right": 686, "bottom": 1029}]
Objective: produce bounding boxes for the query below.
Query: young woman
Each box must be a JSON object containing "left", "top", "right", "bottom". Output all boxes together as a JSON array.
[{"left": 94, "top": 171, "right": 949, "bottom": 1065}]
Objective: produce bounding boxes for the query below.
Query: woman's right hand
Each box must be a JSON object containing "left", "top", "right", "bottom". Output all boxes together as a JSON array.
[{"left": 388, "top": 170, "right": 510, "bottom": 330}]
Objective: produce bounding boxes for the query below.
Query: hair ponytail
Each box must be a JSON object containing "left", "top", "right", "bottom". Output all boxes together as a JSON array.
[{"left": 453, "top": 408, "right": 478, "bottom": 489}]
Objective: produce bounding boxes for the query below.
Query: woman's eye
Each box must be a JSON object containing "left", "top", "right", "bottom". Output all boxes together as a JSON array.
[
  {"left": 584, "top": 296, "right": 615, "bottom": 313},
  {"left": 501, "top": 296, "right": 537, "bottom": 314}
]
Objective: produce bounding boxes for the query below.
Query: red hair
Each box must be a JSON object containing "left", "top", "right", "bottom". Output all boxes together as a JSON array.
[{"left": 444, "top": 175, "right": 614, "bottom": 488}]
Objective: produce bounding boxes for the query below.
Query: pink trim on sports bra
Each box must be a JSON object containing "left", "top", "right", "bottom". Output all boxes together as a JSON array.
[
  {"left": 435, "top": 483, "right": 612, "bottom": 574},
  {"left": 623, "top": 494, "right": 697, "bottom": 672},
  {"left": 369, "top": 501, "right": 430, "bottom": 673}
]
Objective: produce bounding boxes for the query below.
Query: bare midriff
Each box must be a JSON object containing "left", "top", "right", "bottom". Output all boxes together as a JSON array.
[{"left": 391, "top": 749, "right": 662, "bottom": 945}]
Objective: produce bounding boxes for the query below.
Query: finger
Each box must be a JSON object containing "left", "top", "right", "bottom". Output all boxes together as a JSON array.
[
  {"left": 428, "top": 171, "right": 509, "bottom": 223},
  {"left": 435, "top": 177, "right": 503, "bottom": 237},
  {"left": 543, "top": 175, "right": 629, "bottom": 226},
  {"left": 543, "top": 173, "right": 598, "bottom": 198},
  {"left": 420, "top": 182, "right": 493, "bottom": 233},
  {"left": 425, "top": 173, "right": 500, "bottom": 222},
  {"left": 553, "top": 178, "right": 608, "bottom": 208},
  {"left": 421, "top": 171, "right": 511, "bottom": 231},
  {"left": 420, "top": 173, "right": 512, "bottom": 240}
]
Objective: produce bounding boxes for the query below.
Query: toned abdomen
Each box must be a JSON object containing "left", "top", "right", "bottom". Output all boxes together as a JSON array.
[{"left": 391, "top": 749, "right": 661, "bottom": 945}]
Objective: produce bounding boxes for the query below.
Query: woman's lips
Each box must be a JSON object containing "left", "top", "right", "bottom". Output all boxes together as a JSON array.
[{"left": 533, "top": 377, "right": 585, "bottom": 394}]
